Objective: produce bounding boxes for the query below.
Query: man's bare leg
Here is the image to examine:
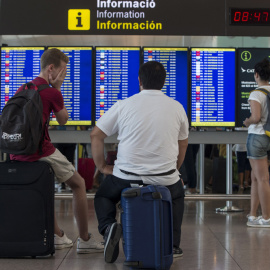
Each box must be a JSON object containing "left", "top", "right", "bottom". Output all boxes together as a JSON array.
[{"left": 66, "top": 171, "right": 89, "bottom": 241}]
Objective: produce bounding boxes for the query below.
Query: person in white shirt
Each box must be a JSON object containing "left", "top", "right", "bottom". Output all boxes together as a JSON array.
[
  {"left": 244, "top": 58, "right": 270, "bottom": 227},
  {"left": 91, "top": 61, "right": 189, "bottom": 263}
]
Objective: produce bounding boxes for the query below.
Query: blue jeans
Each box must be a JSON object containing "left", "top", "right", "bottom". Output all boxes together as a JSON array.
[
  {"left": 246, "top": 134, "right": 270, "bottom": 159},
  {"left": 94, "top": 174, "right": 185, "bottom": 248}
]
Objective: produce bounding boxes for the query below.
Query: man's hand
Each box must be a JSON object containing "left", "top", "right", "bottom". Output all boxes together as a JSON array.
[
  {"left": 100, "top": 164, "right": 114, "bottom": 176},
  {"left": 181, "top": 178, "right": 184, "bottom": 187},
  {"left": 49, "top": 68, "right": 67, "bottom": 90}
]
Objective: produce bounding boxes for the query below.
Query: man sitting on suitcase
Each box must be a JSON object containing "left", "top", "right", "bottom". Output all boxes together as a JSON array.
[
  {"left": 10, "top": 48, "right": 103, "bottom": 253},
  {"left": 91, "top": 61, "right": 189, "bottom": 263}
]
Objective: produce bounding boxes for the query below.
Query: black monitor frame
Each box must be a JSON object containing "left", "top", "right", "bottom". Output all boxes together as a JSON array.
[
  {"left": 0, "top": 46, "right": 45, "bottom": 114},
  {"left": 47, "top": 46, "right": 94, "bottom": 127},
  {"left": 141, "top": 46, "right": 190, "bottom": 123},
  {"left": 94, "top": 46, "right": 141, "bottom": 124},
  {"left": 235, "top": 47, "right": 270, "bottom": 128},
  {"left": 189, "top": 47, "right": 237, "bottom": 128}
]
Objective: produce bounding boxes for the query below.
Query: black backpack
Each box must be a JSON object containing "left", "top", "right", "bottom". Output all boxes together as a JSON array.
[
  {"left": 250, "top": 87, "right": 270, "bottom": 137},
  {"left": 0, "top": 82, "right": 49, "bottom": 155}
]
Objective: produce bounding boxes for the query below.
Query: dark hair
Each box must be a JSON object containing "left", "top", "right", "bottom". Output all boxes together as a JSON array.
[
  {"left": 40, "top": 48, "right": 69, "bottom": 70},
  {"left": 138, "top": 61, "right": 166, "bottom": 90},
  {"left": 254, "top": 58, "right": 270, "bottom": 81}
]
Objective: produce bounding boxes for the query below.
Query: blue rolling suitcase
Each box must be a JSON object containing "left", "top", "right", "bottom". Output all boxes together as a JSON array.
[{"left": 121, "top": 185, "right": 173, "bottom": 270}]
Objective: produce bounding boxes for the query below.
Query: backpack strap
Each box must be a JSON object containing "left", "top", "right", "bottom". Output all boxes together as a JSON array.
[
  {"left": 22, "top": 83, "right": 50, "bottom": 92},
  {"left": 250, "top": 88, "right": 269, "bottom": 96},
  {"left": 37, "top": 84, "right": 50, "bottom": 92},
  {"left": 23, "top": 82, "right": 37, "bottom": 90}
]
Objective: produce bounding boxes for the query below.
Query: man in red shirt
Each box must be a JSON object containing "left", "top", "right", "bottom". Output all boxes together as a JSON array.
[{"left": 10, "top": 48, "right": 103, "bottom": 253}]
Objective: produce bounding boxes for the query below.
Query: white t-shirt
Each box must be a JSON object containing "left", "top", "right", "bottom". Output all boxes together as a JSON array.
[
  {"left": 248, "top": 85, "right": 270, "bottom": 135},
  {"left": 96, "top": 90, "right": 189, "bottom": 186}
]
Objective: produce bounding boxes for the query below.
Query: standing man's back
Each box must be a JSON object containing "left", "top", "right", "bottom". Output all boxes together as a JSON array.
[{"left": 91, "top": 60, "right": 189, "bottom": 264}]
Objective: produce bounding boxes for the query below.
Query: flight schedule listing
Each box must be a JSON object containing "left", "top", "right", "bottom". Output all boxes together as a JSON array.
[
  {"left": 0, "top": 47, "right": 44, "bottom": 113},
  {"left": 191, "top": 48, "right": 236, "bottom": 127},
  {"left": 95, "top": 47, "right": 140, "bottom": 121},
  {"left": 143, "top": 47, "right": 188, "bottom": 113},
  {"left": 49, "top": 47, "right": 93, "bottom": 125}
]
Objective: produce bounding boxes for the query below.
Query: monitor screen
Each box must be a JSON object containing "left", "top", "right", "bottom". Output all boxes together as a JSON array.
[
  {"left": 190, "top": 48, "right": 236, "bottom": 127},
  {"left": 0, "top": 47, "right": 45, "bottom": 113},
  {"left": 236, "top": 48, "right": 270, "bottom": 127},
  {"left": 48, "top": 47, "right": 93, "bottom": 126},
  {"left": 143, "top": 47, "right": 189, "bottom": 113},
  {"left": 95, "top": 47, "right": 141, "bottom": 121}
]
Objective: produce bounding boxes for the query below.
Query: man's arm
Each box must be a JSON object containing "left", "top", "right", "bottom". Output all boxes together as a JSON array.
[
  {"left": 54, "top": 107, "right": 69, "bottom": 125},
  {"left": 50, "top": 67, "right": 69, "bottom": 125},
  {"left": 177, "top": 138, "right": 188, "bottom": 170},
  {"left": 90, "top": 126, "right": 113, "bottom": 175}
]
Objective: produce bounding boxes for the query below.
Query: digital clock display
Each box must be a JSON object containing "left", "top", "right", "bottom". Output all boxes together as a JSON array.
[{"left": 230, "top": 8, "right": 270, "bottom": 25}]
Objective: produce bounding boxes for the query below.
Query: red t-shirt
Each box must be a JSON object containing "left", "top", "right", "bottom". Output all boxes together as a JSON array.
[{"left": 10, "top": 77, "right": 64, "bottom": 161}]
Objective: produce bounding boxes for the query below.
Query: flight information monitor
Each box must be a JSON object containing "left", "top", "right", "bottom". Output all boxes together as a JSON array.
[
  {"left": 143, "top": 47, "right": 189, "bottom": 113},
  {"left": 236, "top": 48, "right": 270, "bottom": 127},
  {"left": 0, "top": 47, "right": 44, "bottom": 113},
  {"left": 191, "top": 48, "right": 236, "bottom": 127},
  {"left": 95, "top": 47, "right": 140, "bottom": 121},
  {"left": 48, "top": 47, "right": 93, "bottom": 125}
]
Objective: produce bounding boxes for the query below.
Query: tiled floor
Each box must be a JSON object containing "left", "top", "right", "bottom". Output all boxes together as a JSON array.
[{"left": 1, "top": 197, "right": 270, "bottom": 270}]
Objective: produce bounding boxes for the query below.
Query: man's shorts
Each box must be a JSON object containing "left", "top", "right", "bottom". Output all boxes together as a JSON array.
[
  {"left": 39, "top": 148, "right": 75, "bottom": 183},
  {"left": 247, "top": 133, "right": 270, "bottom": 160}
]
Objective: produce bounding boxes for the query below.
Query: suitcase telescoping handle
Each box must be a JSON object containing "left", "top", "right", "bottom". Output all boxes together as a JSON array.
[
  {"left": 122, "top": 187, "right": 162, "bottom": 199},
  {"left": 122, "top": 188, "right": 141, "bottom": 198}
]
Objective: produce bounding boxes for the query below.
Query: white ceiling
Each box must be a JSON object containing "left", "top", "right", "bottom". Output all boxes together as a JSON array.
[{"left": 1, "top": 35, "right": 270, "bottom": 48}]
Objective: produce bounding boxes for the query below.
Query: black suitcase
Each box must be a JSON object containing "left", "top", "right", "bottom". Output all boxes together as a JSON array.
[
  {"left": 212, "top": 157, "right": 226, "bottom": 194},
  {"left": 0, "top": 161, "right": 55, "bottom": 257}
]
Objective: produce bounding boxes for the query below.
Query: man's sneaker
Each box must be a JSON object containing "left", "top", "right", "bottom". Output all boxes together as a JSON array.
[
  {"left": 173, "top": 247, "right": 183, "bottom": 258},
  {"left": 104, "top": 223, "right": 122, "bottom": 263},
  {"left": 54, "top": 231, "right": 73, "bottom": 250},
  {"left": 77, "top": 233, "right": 104, "bottom": 254},
  {"left": 247, "top": 216, "right": 270, "bottom": 227}
]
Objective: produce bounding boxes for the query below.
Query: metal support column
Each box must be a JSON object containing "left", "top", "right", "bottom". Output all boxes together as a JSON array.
[
  {"left": 216, "top": 144, "right": 243, "bottom": 212},
  {"left": 199, "top": 144, "right": 205, "bottom": 195},
  {"left": 74, "top": 144, "right": 79, "bottom": 171}
]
